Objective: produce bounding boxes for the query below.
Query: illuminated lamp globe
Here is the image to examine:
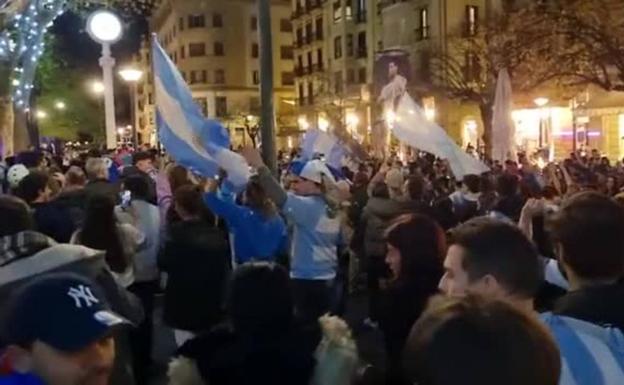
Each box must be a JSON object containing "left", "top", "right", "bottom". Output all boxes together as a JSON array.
[{"left": 86, "top": 10, "right": 123, "bottom": 44}]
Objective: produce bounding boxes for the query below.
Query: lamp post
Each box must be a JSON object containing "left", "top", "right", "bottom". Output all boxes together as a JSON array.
[
  {"left": 86, "top": 10, "right": 123, "bottom": 150},
  {"left": 119, "top": 67, "right": 143, "bottom": 149}
]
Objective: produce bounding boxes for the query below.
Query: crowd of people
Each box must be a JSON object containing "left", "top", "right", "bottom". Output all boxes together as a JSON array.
[{"left": 0, "top": 143, "right": 623, "bottom": 385}]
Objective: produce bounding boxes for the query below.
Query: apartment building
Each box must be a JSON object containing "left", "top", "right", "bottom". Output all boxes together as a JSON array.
[
  {"left": 292, "top": 0, "right": 376, "bottom": 143},
  {"left": 135, "top": 0, "right": 297, "bottom": 148}
]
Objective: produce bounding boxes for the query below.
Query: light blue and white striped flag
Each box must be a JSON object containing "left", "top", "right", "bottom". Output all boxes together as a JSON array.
[
  {"left": 301, "top": 129, "right": 345, "bottom": 170},
  {"left": 151, "top": 35, "right": 249, "bottom": 190}
]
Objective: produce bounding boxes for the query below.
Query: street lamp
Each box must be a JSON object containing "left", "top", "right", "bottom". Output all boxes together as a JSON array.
[
  {"left": 55, "top": 101, "right": 66, "bottom": 110},
  {"left": 119, "top": 67, "right": 144, "bottom": 149},
  {"left": 36, "top": 110, "right": 47, "bottom": 119},
  {"left": 91, "top": 81, "right": 105, "bottom": 95},
  {"left": 534, "top": 97, "right": 549, "bottom": 150},
  {"left": 87, "top": 9, "right": 123, "bottom": 150}
]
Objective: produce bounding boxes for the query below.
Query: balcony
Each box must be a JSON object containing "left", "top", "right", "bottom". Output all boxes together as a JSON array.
[
  {"left": 291, "top": 6, "right": 304, "bottom": 20},
  {"left": 306, "top": 0, "right": 322, "bottom": 12},
  {"left": 305, "top": 34, "right": 313, "bottom": 45},
  {"left": 311, "top": 63, "right": 324, "bottom": 73},
  {"left": 295, "top": 38, "right": 304, "bottom": 48},
  {"left": 295, "top": 66, "right": 305, "bottom": 76},
  {"left": 357, "top": 48, "right": 367, "bottom": 59},
  {"left": 356, "top": 12, "right": 367, "bottom": 24},
  {"left": 316, "top": 31, "right": 324, "bottom": 41}
]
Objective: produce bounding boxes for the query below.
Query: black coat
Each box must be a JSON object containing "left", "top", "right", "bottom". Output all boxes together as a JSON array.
[
  {"left": 555, "top": 282, "right": 624, "bottom": 331},
  {"left": 30, "top": 202, "right": 75, "bottom": 243},
  {"left": 84, "top": 179, "right": 119, "bottom": 203},
  {"left": 159, "top": 219, "right": 230, "bottom": 332}
]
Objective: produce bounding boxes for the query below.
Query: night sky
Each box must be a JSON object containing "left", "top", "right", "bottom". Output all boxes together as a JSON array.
[{"left": 50, "top": 11, "right": 148, "bottom": 123}]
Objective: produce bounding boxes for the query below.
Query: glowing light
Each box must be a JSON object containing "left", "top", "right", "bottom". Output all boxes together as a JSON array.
[
  {"left": 55, "top": 101, "right": 66, "bottom": 110},
  {"left": 424, "top": 106, "right": 436, "bottom": 121},
  {"left": 288, "top": 137, "right": 293, "bottom": 149},
  {"left": 536, "top": 157, "right": 546, "bottom": 170},
  {"left": 91, "top": 81, "right": 105, "bottom": 94},
  {"left": 534, "top": 97, "right": 549, "bottom": 108},
  {"left": 117, "top": 127, "right": 126, "bottom": 135},
  {"left": 119, "top": 68, "right": 144, "bottom": 83},
  {"left": 346, "top": 112, "right": 360, "bottom": 127},
  {"left": 86, "top": 10, "right": 123, "bottom": 44},
  {"left": 35, "top": 110, "right": 47, "bottom": 119},
  {"left": 318, "top": 117, "right": 329, "bottom": 132},
  {"left": 297, "top": 117, "right": 310, "bottom": 130}
]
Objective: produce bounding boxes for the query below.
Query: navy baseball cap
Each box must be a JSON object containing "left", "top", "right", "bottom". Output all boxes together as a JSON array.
[{"left": 2, "top": 273, "right": 130, "bottom": 352}]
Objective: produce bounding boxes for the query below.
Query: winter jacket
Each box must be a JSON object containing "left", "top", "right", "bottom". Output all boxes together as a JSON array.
[
  {"left": 158, "top": 219, "right": 230, "bottom": 333},
  {"left": 166, "top": 316, "right": 358, "bottom": 385},
  {"left": 84, "top": 178, "right": 119, "bottom": 203},
  {"left": 554, "top": 282, "right": 624, "bottom": 331},
  {"left": 55, "top": 188, "right": 87, "bottom": 228},
  {"left": 360, "top": 198, "right": 416, "bottom": 258},
  {"left": 0, "top": 231, "right": 144, "bottom": 385},
  {"left": 30, "top": 202, "right": 75, "bottom": 243}
]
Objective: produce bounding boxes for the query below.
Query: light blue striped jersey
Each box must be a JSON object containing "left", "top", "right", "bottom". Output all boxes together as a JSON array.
[
  {"left": 283, "top": 193, "right": 343, "bottom": 280},
  {"left": 540, "top": 313, "right": 624, "bottom": 385}
]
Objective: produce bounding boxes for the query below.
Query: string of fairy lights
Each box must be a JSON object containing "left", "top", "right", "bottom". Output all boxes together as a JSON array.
[{"left": 0, "top": 0, "right": 159, "bottom": 111}]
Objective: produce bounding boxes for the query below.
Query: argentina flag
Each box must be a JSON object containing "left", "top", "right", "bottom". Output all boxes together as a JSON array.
[
  {"left": 301, "top": 129, "right": 346, "bottom": 170},
  {"left": 151, "top": 35, "right": 249, "bottom": 190}
]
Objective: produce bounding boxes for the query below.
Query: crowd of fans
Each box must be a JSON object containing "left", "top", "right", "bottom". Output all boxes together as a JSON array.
[{"left": 0, "top": 144, "right": 623, "bottom": 385}]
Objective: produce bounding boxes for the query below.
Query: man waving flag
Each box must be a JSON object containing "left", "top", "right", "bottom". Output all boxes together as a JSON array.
[{"left": 151, "top": 35, "right": 249, "bottom": 190}]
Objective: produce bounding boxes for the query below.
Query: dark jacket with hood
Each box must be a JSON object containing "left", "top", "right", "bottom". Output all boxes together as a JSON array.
[
  {"left": 158, "top": 219, "right": 230, "bottom": 333},
  {"left": 360, "top": 197, "right": 421, "bottom": 258}
]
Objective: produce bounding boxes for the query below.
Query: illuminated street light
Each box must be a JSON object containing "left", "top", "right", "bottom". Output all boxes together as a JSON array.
[
  {"left": 55, "top": 101, "right": 66, "bottom": 110},
  {"left": 91, "top": 81, "right": 105, "bottom": 95},
  {"left": 36, "top": 110, "right": 47, "bottom": 119},
  {"left": 534, "top": 97, "right": 549, "bottom": 108},
  {"left": 118, "top": 68, "right": 144, "bottom": 83},
  {"left": 119, "top": 67, "right": 144, "bottom": 148},
  {"left": 297, "top": 117, "right": 310, "bottom": 130},
  {"left": 346, "top": 112, "right": 360, "bottom": 127},
  {"left": 318, "top": 117, "right": 329, "bottom": 132},
  {"left": 87, "top": 9, "right": 123, "bottom": 150}
]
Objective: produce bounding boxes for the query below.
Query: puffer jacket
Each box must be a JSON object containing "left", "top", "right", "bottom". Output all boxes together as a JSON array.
[
  {"left": 360, "top": 198, "right": 416, "bottom": 258},
  {"left": 167, "top": 315, "right": 359, "bottom": 385}
]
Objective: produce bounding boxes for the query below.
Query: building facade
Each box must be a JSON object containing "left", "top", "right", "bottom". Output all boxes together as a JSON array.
[
  {"left": 135, "top": 0, "right": 297, "bottom": 148},
  {"left": 292, "top": 0, "right": 377, "bottom": 143}
]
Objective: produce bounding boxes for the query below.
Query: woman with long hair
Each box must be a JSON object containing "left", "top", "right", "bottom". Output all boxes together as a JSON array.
[
  {"left": 71, "top": 193, "right": 145, "bottom": 287},
  {"left": 204, "top": 175, "right": 287, "bottom": 265},
  {"left": 381, "top": 213, "right": 446, "bottom": 385}
]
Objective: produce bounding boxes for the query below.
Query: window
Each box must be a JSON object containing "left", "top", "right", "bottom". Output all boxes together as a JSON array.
[
  {"left": 418, "top": 7, "right": 430, "bottom": 40},
  {"left": 252, "top": 70, "right": 260, "bottom": 85},
  {"left": 213, "top": 13, "right": 223, "bottom": 27},
  {"left": 148, "top": 93, "right": 153, "bottom": 104},
  {"left": 282, "top": 72, "right": 295, "bottom": 86},
  {"left": 357, "top": 32, "right": 367, "bottom": 57},
  {"left": 194, "top": 98, "right": 208, "bottom": 116},
  {"left": 307, "top": 51, "right": 313, "bottom": 72},
  {"left": 358, "top": 67, "right": 366, "bottom": 84},
  {"left": 214, "top": 42, "right": 224, "bottom": 56},
  {"left": 356, "top": 0, "right": 367, "bottom": 22},
  {"left": 334, "top": 71, "right": 343, "bottom": 93},
  {"left": 215, "top": 69, "right": 225, "bottom": 84},
  {"left": 317, "top": 49, "right": 323, "bottom": 69},
  {"left": 215, "top": 96, "right": 227, "bottom": 117},
  {"left": 190, "top": 70, "right": 197, "bottom": 84},
  {"left": 315, "top": 17, "right": 323, "bottom": 40},
  {"left": 345, "top": 3, "right": 352, "bottom": 20},
  {"left": 251, "top": 16, "right": 258, "bottom": 30},
  {"left": 346, "top": 34, "right": 353, "bottom": 56},
  {"left": 200, "top": 70, "right": 207, "bottom": 83},
  {"left": 181, "top": 71, "right": 186, "bottom": 81},
  {"left": 296, "top": 28, "right": 303, "bottom": 46},
  {"left": 189, "top": 43, "right": 206, "bottom": 57},
  {"left": 180, "top": 45, "right": 186, "bottom": 59},
  {"left": 298, "top": 84, "right": 305, "bottom": 105},
  {"left": 334, "top": 36, "right": 342, "bottom": 59},
  {"left": 347, "top": 68, "right": 355, "bottom": 84},
  {"left": 188, "top": 14, "right": 205, "bottom": 28},
  {"left": 179, "top": 17, "right": 184, "bottom": 31},
  {"left": 281, "top": 46, "right": 294, "bottom": 60},
  {"left": 280, "top": 19, "right": 293, "bottom": 32},
  {"left": 466, "top": 6, "right": 479, "bottom": 36},
  {"left": 173, "top": 52, "right": 178, "bottom": 63},
  {"left": 250, "top": 97, "right": 260, "bottom": 114},
  {"left": 307, "top": 82, "right": 314, "bottom": 104},
  {"left": 333, "top": 1, "right": 341, "bottom": 22},
  {"left": 305, "top": 23, "right": 313, "bottom": 44},
  {"left": 464, "top": 52, "right": 480, "bottom": 82},
  {"left": 297, "top": 55, "right": 303, "bottom": 73},
  {"left": 252, "top": 43, "right": 259, "bottom": 58}
]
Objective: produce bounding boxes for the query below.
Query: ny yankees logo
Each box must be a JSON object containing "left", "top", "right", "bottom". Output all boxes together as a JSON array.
[{"left": 67, "top": 285, "right": 99, "bottom": 308}]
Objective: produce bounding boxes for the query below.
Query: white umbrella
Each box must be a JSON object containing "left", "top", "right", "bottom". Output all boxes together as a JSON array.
[{"left": 491, "top": 68, "right": 517, "bottom": 162}]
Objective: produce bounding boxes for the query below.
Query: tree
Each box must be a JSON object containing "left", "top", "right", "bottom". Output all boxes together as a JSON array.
[
  {"left": 0, "top": 0, "right": 159, "bottom": 156},
  {"left": 428, "top": 6, "right": 567, "bottom": 156},
  {"left": 523, "top": 0, "right": 624, "bottom": 92}
]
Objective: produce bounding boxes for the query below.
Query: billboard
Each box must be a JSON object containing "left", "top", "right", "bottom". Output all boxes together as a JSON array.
[{"left": 374, "top": 49, "right": 411, "bottom": 111}]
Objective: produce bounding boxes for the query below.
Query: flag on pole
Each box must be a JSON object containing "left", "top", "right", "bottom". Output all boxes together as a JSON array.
[
  {"left": 151, "top": 35, "right": 250, "bottom": 190},
  {"left": 491, "top": 69, "right": 517, "bottom": 162},
  {"left": 301, "top": 129, "right": 346, "bottom": 170},
  {"left": 393, "top": 94, "right": 489, "bottom": 179}
]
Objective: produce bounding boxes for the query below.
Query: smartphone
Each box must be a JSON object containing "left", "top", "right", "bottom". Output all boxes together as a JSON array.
[{"left": 120, "top": 190, "right": 131, "bottom": 208}]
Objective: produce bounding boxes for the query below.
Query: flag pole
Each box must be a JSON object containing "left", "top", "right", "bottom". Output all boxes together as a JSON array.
[{"left": 258, "top": 0, "right": 277, "bottom": 174}]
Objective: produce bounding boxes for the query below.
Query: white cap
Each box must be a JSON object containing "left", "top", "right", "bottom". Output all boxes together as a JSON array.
[
  {"left": 291, "top": 159, "right": 336, "bottom": 185},
  {"left": 7, "top": 164, "right": 29, "bottom": 189}
]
